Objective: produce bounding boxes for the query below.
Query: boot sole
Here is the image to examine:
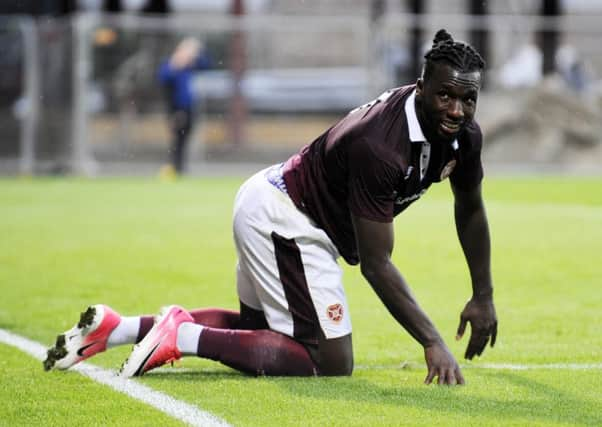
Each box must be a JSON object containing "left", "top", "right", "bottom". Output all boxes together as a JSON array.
[{"left": 43, "top": 306, "right": 96, "bottom": 371}]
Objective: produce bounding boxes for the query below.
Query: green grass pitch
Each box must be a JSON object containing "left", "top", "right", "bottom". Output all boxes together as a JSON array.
[{"left": 1, "top": 175, "right": 601, "bottom": 426}]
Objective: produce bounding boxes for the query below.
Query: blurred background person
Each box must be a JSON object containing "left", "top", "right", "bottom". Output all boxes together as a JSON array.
[{"left": 158, "top": 37, "right": 212, "bottom": 177}]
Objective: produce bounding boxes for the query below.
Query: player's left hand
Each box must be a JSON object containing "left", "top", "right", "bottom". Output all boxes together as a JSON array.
[{"left": 455, "top": 297, "right": 497, "bottom": 360}]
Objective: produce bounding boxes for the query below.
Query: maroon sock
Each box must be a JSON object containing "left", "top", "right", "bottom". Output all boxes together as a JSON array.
[
  {"left": 197, "top": 327, "right": 318, "bottom": 376},
  {"left": 136, "top": 316, "right": 155, "bottom": 343},
  {"left": 188, "top": 308, "right": 240, "bottom": 329}
]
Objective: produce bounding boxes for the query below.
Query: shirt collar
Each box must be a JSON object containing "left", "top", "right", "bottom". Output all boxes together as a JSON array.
[
  {"left": 405, "top": 89, "right": 426, "bottom": 143},
  {"left": 404, "top": 88, "right": 459, "bottom": 150}
]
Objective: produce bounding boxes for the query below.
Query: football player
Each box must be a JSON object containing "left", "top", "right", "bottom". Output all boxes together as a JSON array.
[{"left": 45, "top": 29, "right": 497, "bottom": 385}]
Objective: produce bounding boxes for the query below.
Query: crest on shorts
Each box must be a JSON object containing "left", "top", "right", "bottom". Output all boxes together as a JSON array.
[
  {"left": 440, "top": 159, "right": 457, "bottom": 180},
  {"left": 327, "top": 303, "right": 344, "bottom": 323}
]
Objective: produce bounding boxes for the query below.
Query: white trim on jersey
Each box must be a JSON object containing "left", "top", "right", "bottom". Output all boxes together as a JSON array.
[
  {"left": 405, "top": 89, "right": 459, "bottom": 181},
  {"left": 405, "top": 90, "right": 427, "bottom": 143}
]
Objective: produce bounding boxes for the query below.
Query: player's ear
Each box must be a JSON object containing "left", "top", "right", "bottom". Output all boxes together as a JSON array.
[{"left": 416, "top": 78, "right": 424, "bottom": 96}]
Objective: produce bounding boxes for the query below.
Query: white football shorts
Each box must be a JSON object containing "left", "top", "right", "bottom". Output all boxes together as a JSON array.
[{"left": 232, "top": 165, "right": 352, "bottom": 344}]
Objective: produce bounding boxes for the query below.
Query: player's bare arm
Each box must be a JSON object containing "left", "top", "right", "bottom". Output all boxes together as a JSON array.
[
  {"left": 451, "top": 182, "right": 498, "bottom": 359},
  {"left": 351, "top": 213, "right": 464, "bottom": 385}
]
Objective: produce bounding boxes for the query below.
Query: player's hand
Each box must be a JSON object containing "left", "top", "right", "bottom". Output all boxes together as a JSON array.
[
  {"left": 423, "top": 343, "right": 465, "bottom": 385},
  {"left": 456, "top": 297, "right": 498, "bottom": 360}
]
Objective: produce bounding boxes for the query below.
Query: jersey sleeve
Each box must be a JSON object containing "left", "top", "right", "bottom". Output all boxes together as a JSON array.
[
  {"left": 450, "top": 120, "right": 484, "bottom": 191},
  {"left": 346, "top": 136, "right": 399, "bottom": 222}
]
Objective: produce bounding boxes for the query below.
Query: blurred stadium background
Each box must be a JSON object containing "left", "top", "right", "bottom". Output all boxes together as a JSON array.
[{"left": 0, "top": 0, "right": 601, "bottom": 176}]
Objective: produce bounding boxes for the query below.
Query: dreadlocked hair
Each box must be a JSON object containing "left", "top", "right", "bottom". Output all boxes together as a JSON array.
[{"left": 423, "top": 29, "right": 485, "bottom": 80}]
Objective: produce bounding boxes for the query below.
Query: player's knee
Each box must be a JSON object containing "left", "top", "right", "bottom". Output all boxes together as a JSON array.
[
  {"left": 313, "top": 333, "right": 354, "bottom": 376},
  {"left": 318, "top": 352, "right": 354, "bottom": 376}
]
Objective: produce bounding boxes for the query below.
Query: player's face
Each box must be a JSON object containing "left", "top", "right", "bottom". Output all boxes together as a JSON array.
[{"left": 415, "top": 63, "right": 481, "bottom": 144}]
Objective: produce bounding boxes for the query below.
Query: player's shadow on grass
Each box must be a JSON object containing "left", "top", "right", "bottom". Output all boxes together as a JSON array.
[
  {"left": 144, "top": 368, "right": 245, "bottom": 382},
  {"left": 271, "top": 370, "right": 599, "bottom": 426},
  {"left": 141, "top": 366, "right": 600, "bottom": 426}
]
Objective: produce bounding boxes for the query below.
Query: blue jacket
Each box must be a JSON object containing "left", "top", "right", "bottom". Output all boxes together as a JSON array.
[{"left": 158, "top": 54, "right": 212, "bottom": 111}]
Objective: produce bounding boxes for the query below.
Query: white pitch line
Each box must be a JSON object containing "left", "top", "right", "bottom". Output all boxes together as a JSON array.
[
  {"left": 0, "top": 328, "right": 230, "bottom": 427},
  {"left": 473, "top": 362, "right": 602, "bottom": 370},
  {"left": 355, "top": 362, "right": 602, "bottom": 371}
]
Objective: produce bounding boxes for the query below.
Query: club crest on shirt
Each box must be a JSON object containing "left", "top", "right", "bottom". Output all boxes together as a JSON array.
[
  {"left": 440, "top": 159, "right": 457, "bottom": 180},
  {"left": 326, "top": 303, "right": 344, "bottom": 323}
]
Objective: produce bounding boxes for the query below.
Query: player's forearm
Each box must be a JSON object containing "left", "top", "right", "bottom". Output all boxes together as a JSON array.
[
  {"left": 454, "top": 200, "right": 493, "bottom": 299},
  {"left": 361, "top": 260, "right": 444, "bottom": 347}
]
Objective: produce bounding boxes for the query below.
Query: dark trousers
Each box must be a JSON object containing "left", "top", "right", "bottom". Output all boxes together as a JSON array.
[{"left": 169, "top": 109, "right": 193, "bottom": 173}]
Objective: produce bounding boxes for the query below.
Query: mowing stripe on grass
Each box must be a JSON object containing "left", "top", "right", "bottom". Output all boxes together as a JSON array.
[{"left": 0, "top": 328, "right": 231, "bottom": 427}]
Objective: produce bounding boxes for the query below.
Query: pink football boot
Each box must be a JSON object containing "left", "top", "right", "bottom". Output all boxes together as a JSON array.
[
  {"left": 119, "top": 305, "right": 193, "bottom": 377},
  {"left": 44, "top": 304, "right": 121, "bottom": 371}
]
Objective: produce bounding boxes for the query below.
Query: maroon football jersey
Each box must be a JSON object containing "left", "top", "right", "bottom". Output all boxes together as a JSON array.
[{"left": 283, "top": 85, "right": 483, "bottom": 265}]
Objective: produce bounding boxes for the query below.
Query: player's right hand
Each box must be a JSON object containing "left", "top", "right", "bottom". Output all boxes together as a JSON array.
[
  {"left": 423, "top": 343, "right": 465, "bottom": 385},
  {"left": 456, "top": 297, "right": 498, "bottom": 360}
]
